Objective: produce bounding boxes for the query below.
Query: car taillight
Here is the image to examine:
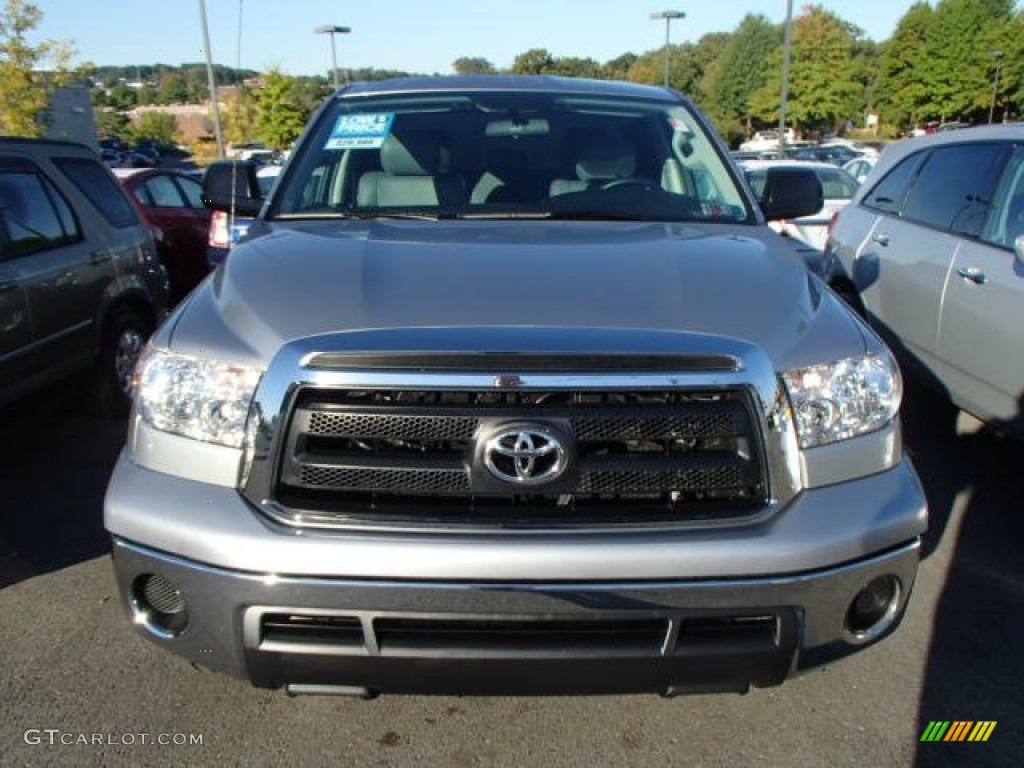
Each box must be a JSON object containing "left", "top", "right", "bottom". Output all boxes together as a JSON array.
[{"left": 209, "top": 210, "right": 229, "bottom": 249}]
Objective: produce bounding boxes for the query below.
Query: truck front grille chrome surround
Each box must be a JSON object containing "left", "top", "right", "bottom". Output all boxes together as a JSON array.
[{"left": 259, "top": 386, "right": 769, "bottom": 529}]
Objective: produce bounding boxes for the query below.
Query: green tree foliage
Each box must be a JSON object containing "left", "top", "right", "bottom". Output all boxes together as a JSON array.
[
  {"left": 129, "top": 111, "right": 178, "bottom": 146},
  {"left": 94, "top": 108, "right": 129, "bottom": 141},
  {"left": 512, "top": 49, "right": 556, "bottom": 75},
  {"left": 601, "top": 53, "right": 639, "bottom": 81},
  {"left": 255, "top": 69, "right": 309, "bottom": 151},
  {"left": 453, "top": 57, "right": 496, "bottom": 75},
  {"left": 876, "top": 2, "right": 933, "bottom": 130},
  {"left": 705, "top": 14, "right": 780, "bottom": 133},
  {"left": 156, "top": 71, "right": 189, "bottom": 104},
  {"left": 750, "top": 5, "right": 863, "bottom": 134},
  {"left": 918, "top": 0, "right": 1016, "bottom": 122},
  {"left": 106, "top": 82, "right": 138, "bottom": 111},
  {"left": 0, "top": 0, "right": 74, "bottom": 136},
  {"left": 223, "top": 85, "right": 260, "bottom": 144}
]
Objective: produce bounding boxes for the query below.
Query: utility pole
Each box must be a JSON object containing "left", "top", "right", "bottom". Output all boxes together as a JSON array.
[
  {"left": 198, "top": 0, "right": 225, "bottom": 159},
  {"left": 650, "top": 10, "right": 685, "bottom": 88}
]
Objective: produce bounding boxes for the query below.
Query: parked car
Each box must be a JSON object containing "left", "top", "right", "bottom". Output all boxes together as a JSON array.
[
  {"left": 0, "top": 138, "right": 167, "bottom": 414},
  {"left": 842, "top": 155, "right": 877, "bottom": 184},
  {"left": 114, "top": 168, "right": 213, "bottom": 304},
  {"left": 205, "top": 162, "right": 282, "bottom": 266},
  {"left": 106, "top": 75, "right": 925, "bottom": 697},
  {"left": 791, "top": 144, "right": 865, "bottom": 167},
  {"left": 823, "top": 124, "right": 1024, "bottom": 439},
  {"left": 740, "top": 159, "right": 860, "bottom": 250}
]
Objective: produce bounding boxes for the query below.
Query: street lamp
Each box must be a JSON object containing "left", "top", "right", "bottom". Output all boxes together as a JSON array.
[
  {"left": 650, "top": 10, "right": 685, "bottom": 88},
  {"left": 778, "top": 0, "right": 794, "bottom": 157},
  {"left": 315, "top": 25, "right": 352, "bottom": 90},
  {"left": 989, "top": 50, "right": 1004, "bottom": 125},
  {"left": 198, "top": 0, "right": 225, "bottom": 159}
]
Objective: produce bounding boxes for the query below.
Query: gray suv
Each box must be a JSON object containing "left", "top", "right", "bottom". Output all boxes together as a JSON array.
[
  {"left": 105, "top": 76, "right": 926, "bottom": 696},
  {"left": 824, "top": 125, "right": 1024, "bottom": 440},
  {"left": 0, "top": 138, "right": 168, "bottom": 414}
]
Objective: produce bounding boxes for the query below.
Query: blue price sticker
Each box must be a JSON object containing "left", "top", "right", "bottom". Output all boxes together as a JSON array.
[{"left": 325, "top": 113, "right": 395, "bottom": 150}]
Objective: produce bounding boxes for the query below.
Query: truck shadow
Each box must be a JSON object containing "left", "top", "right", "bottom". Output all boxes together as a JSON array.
[{"left": 0, "top": 379, "right": 127, "bottom": 589}]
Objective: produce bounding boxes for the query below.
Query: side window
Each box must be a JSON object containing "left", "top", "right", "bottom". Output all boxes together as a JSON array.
[
  {"left": 176, "top": 176, "right": 205, "bottom": 208},
  {"left": 819, "top": 169, "right": 858, "bottom": 200},
  {"left": 862, "top": 152, "right": 927, "bottom": 215},
  {"left": 0, "top": 168, "right": 82, "bottom": 258},
  {"left": 144, "top": 174, "right": 186, "bottom": 208},
  {"left": 902, "top": 143, "right": 1009, "bottom": 237},
  {"left": 981, "top": 145, "right": 1024, "bottom": 250},
  {"left": 53, "top": 157, "right": 139, "bottom": 229}
]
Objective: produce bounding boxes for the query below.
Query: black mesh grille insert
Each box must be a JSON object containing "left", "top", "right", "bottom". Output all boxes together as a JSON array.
[{"left": 272, "top": 387, "right": 767, "bottom": 527}]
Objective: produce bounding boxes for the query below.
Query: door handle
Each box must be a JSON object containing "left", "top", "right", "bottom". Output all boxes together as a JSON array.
[
  {"left": 872, "top": 233, "right": 890, "bottom": 247},
  {"left": 957, "top": 266, "right": 987, "bottom": 285},
  {"left": 0, "top": 280, "right": 17, "bottom": 295},
  {"left": 89, "top": 250, "right": 112, "bottom": 264}
]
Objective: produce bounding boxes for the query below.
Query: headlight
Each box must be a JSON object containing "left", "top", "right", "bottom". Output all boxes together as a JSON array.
[
  {"left": 782, "top": 354, "right": 901, "bottom": 448},
  {"left": 134, "top": 346, "right": 262, "bottom": 448}
]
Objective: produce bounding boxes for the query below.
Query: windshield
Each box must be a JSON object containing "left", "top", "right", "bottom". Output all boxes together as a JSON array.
[{"left": 271, "top": 90, "right": 751, "bottom": 223}]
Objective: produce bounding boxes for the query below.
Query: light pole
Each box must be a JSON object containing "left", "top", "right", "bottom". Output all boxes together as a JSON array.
[
  {"left": 198, "top": 0, "right": 225, "bottom": 159},
  {"left": 315, "top": 25, "right": 352, "bottom": 90},
  {"left": 989, "top": 50, "right": 1004, "bottom": 125},
  {"left": 650, "top": 10, "right": 685, "bottom": 88},
  {"left": 778, "top": 0, "right": 794, "bottom": 157}
]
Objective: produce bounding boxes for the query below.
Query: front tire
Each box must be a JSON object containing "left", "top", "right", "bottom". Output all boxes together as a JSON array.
[{"left": 93, "top": 309, "right": 150, "bottom": 418}]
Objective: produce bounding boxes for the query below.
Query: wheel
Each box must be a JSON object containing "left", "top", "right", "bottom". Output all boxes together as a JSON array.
[{"left": 92, "top": 309, "right": 151, "bottom": 418}]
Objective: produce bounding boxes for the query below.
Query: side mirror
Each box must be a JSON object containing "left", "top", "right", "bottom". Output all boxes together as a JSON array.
[
  {"left": 1016, "top": 233, "right": 1024, "bottom": 268},
  {"left": 758, "top": 167, "right": 823, "bottom": 221},
  {"left": 201, "top": 160, "right": 264, "bottom": 217}
]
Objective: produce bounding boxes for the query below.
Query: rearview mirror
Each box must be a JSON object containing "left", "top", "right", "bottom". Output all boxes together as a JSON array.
[
  {"left": 757, "top": 167, "right": 823, "bottom": 221},
  {"left": 201, "top": 160, "right": 264, "bottom": 217}
]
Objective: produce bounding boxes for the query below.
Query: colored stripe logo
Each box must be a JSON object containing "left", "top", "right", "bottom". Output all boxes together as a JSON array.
[{"left": 920, "top": 721, "right": 997, "bottom": 742}]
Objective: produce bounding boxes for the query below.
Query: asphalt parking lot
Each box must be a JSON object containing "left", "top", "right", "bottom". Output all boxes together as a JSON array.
[{"left": 1, "top": 379, "right": 1021, "bottom": 767}]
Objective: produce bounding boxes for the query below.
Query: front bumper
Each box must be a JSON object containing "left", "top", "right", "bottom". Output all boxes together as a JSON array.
[{"left": 106, "top": 455, "right": 925, "bottom": 696}]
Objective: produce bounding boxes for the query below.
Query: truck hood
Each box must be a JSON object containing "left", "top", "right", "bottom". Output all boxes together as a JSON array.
[{"left": 168, "top": 220, "right": 865, "bottom": 370}]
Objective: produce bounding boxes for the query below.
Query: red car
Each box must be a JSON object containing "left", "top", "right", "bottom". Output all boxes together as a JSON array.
[{"left": 114, "top": 168, "right": 212, "bottom": 304}]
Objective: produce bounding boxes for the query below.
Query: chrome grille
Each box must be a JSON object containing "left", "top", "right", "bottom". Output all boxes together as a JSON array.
[{"left": 273, "top": 387, "right": 767, "bottom": 527}]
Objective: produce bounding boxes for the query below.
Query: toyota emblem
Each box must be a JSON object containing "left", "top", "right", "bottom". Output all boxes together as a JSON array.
[{"left": 483, "top": 426, "right": 568, "bottom": 485}]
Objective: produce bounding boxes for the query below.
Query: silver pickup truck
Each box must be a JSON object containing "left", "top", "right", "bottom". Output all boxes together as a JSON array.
[{"left": 104, "top": 76, "right": 926, "bottom": 697}]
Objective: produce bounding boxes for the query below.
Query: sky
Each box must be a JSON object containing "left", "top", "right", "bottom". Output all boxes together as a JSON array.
[{"left": 34, "top": 1, "right": 924, "bottom": 77}]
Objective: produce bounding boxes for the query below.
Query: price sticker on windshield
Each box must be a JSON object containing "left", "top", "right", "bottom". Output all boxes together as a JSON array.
[{"left": 325, "top": 113, "right": 395, "bottom": 150}]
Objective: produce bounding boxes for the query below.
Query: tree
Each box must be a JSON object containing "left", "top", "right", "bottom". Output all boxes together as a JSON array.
[
  {"left": 94, "top": 107, "right": 130, "bottom": 141},
  {"left": 512, "top": 49, "right": 555, "bottom": 75},
  {"left": 453, "top": 57, "right": 496, "bottom": 75},
  {"left": 129, "top": 111, "right": 178, "bottom": 147},
  {"left": 255, "top": 69, "right": 309, "bottom": 151},
  {"left": 223, "top": 84, "right": 260, "bottom": 144},
  {"left": 156, "top": 71, "right": 188, "bottom": 104},
  {"left": 917, "top": 0, "right": 1016, "bottom": 123},
  {"left": 106, "top": 82, "right": 138, "bottom": 111},
  {"left": 601, "top": 53, "right": 638, "bottom": 81},
  {"left": 875, "top": 2, "right": 933, "bottom": 131},
  {"left": 0, "top": 0, "right": 74, "bottom": 136},
  {"left": 749, "top": 5, "right": 863, "bottom": 135},
  {"left": 705, "top": 15, "right": 780, "bottom": 135}
]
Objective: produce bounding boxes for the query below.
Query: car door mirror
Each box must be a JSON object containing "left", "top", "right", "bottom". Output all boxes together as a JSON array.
[
  {"left": 1015, "top": 233, "right": 1024, "bottom": 268},
  {"left": 758, "top": 167, "right": 823, "bottom": 221},
  {"left": 201, "top": 161, "right": 264, "bottom": 217}
]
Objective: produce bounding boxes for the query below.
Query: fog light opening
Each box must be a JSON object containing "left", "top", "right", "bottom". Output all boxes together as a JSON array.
[
  {"left": 131, "top": 573, "right": 188, "bottom": 638},
  {"left": 844, "top": 575, "right": 901, "bottom": 644}
]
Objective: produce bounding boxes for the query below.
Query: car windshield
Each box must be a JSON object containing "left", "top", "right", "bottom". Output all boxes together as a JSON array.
[{"left": 270, "top": 89, "right": 751, "bottom": 223}]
